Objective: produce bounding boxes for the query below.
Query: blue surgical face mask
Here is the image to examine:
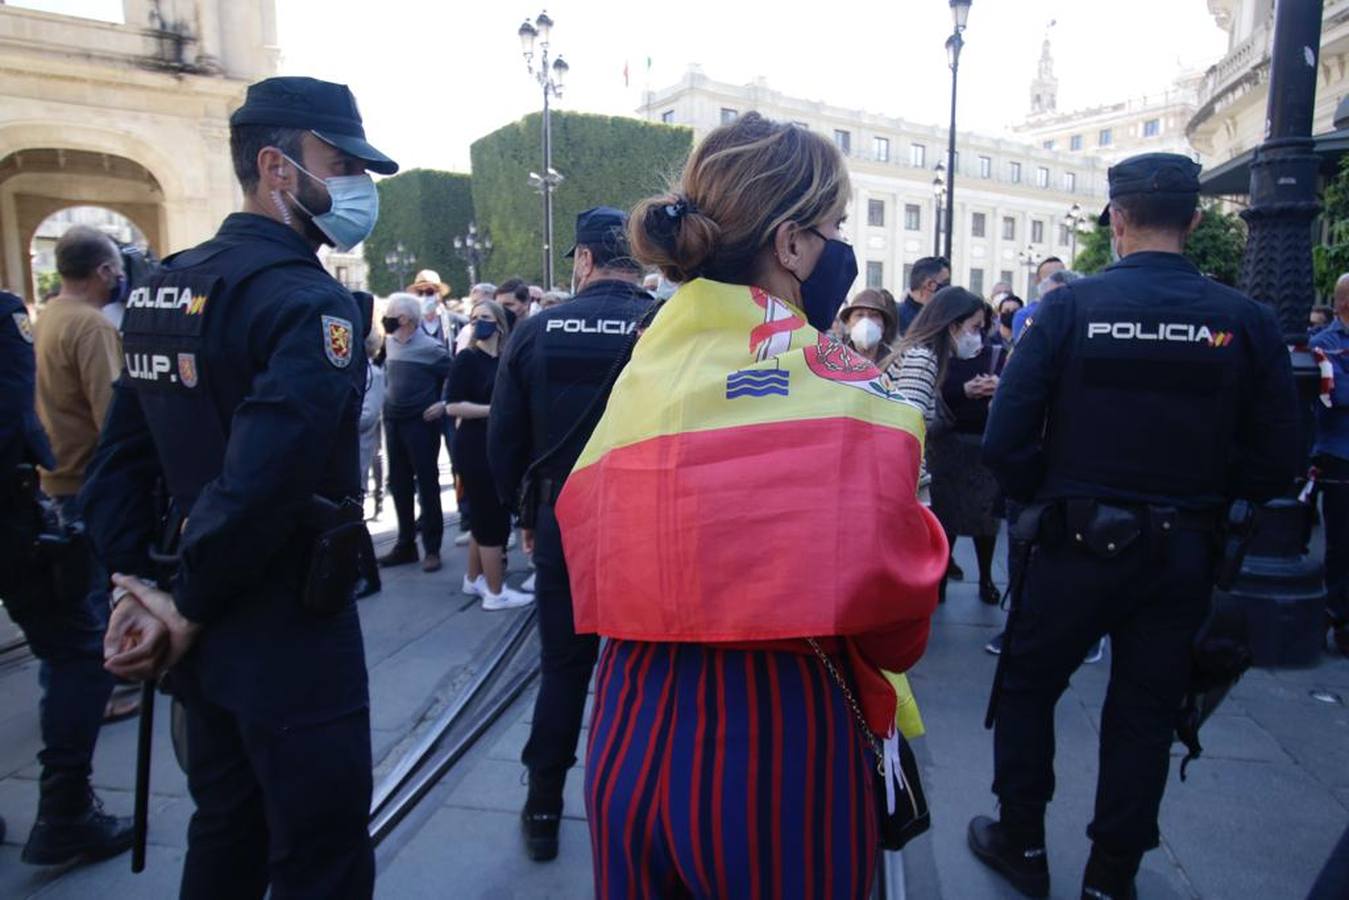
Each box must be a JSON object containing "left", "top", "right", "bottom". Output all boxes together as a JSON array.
[
  {"left": 472, "top": 319, "right": 498, "bottom": 341},
  {"left": 792, "top": 227, "right": 859, "bottom": 332},
  {"left": 283, "top": 154, "right": 379, "bottom": 252}
]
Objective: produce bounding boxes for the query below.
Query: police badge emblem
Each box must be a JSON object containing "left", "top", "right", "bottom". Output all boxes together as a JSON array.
[
  {"left": 12, "top": 311, "right": 33, "bottom": 343},
  {"left": 177, "top": 353, "right": 199, "bottom": 388},
  {"left": 322, "top": 315, "right": 353, "bottom": 368}
]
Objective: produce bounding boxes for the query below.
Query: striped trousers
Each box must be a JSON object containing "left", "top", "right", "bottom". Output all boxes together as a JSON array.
[{"left": 585, "top": 639, "right": 878, "bottom": 899}]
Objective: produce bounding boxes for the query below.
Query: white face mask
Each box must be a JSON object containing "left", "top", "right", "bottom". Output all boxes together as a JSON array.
[
  {"left": 422, "top": 297, "right": 439, "bottom": 317},
  {"left": 955, "top": 330, "right": 983, "bottom": 359},
  {"left": 849, "top": 316, "right": 883, "bottom": 351},
  {"left": 282, "top": 154, "right": 379, "bottom": 252}
]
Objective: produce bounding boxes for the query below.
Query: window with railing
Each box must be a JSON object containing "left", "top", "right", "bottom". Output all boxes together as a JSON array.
[
  {"left": 873, "top": 137, "right": 890, "bottom": 162},
  {"left": 1036, "top": 166, "right": 1050, "bottom": 188},
  {"left": 910, "top": 143, "right": 926, "bottom": 167},
  {"left": 834, "top": 129, "right": 852, "bottom": 154},
  {"left": 905, "top": 204, "right": 922, "bottom": 231},
  {"left": 1009, "top": 161, "right": 1022, "bottom": 183},
  {"left": 979, "top": 156, "right": 992, "bottom": 178}
]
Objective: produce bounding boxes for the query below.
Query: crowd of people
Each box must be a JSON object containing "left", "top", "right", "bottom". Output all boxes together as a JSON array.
[{"left": 2, "top": 72, "right": 1347, "bottom": 900}]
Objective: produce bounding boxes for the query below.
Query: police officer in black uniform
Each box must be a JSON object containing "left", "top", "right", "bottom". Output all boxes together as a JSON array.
[
  {"left": 0, "top": 290, "right": 135, "bottom": 866},
  {"left": 968, "top": 153, "right": 1301, "bottom": 900},
  {"left": 489, "top": 207, "right": 652, "bottom": 862},
  {"left": 78, "top": 77, "right": 396, "bottom": 899}
]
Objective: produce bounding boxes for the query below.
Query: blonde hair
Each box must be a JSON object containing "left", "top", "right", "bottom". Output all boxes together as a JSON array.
[{"left": 630, "top": 112, "right": 850, "bottom": 284}]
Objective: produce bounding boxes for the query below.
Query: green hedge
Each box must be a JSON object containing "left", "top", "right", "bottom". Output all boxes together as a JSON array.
[
  {"left": 363, "top": 169, "right": 475, "bottom": 296},
  {"left": 470, "top": 111, "right": 693, "bottom": 287},
  {"left": 1073, "top": 204, "right": 1246, "bottom": 285}
]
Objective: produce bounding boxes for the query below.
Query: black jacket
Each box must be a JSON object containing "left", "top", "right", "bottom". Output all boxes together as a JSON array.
[
  {"left": 489, "top": 278, "right": 652, "bottom": 507},
  {"left": 983, "top": 252, "right": 1299, "bottom": 508}
]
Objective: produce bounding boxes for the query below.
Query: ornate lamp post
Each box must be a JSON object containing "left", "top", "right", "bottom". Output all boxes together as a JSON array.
[
  {"left": 932, "top": 162, "right": 946, "bottom": 257},
  {"left": 1063, "top": 202, "right": 1091, "bottom": 267},
  {"left": 518, "top": 11, "right": 569, "bottom": 288},
  {"left": 453, "top": 222, "right": 493, "bottom": 286},
  {"left": 942, "top": 0, "right": 973, "bottom": 264},
  {"left": 1018, "top": 246, "right": 1043, "bottom": 297},
  {"left": 383, "top": 242, "right": 416, "bottom": 290}
]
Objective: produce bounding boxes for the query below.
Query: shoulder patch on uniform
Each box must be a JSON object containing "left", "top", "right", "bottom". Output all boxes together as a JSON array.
[
  {"left": 177, "top": 353, "right": 199, "bottom": 388},
  {"left": 11, "top": 311, "right": 33, "bottom": 343},
  {"left": 322, "top": 314, "right": 354, "bottom": 368}
]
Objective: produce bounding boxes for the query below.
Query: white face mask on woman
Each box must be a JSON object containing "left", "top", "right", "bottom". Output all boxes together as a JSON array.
[
  {"left": 849, "top": 317, "right": 883, "bottom": 351},
  {"left": 954, "top": 330, "right": 983, "bottom": 359}
]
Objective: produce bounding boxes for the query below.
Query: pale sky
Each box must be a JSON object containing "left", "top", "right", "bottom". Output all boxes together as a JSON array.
[{"left": 17, "top": 0, "right": 1231, "bottom": 173}]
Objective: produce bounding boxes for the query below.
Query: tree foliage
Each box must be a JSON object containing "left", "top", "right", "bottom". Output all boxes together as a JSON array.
[
  {"left": 1314, "top": 155, "right": 1349, "bottom": 300},
  {"left": 363, "top": 169, "right": 475, "bottom": 296},
  {"left": 1071, "top": 204, "right": 1247, "bottom": 285},
  {"left": 470, "top": 111, "right": 693, "bottom": 287}
]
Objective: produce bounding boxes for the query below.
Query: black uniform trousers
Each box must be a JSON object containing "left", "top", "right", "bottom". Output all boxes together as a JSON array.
[
  {"left": 1317, "top": 454, "right": 1349, "bottom": 621},
  {"left": 993, "top": 524, "right": 1214, "bottom": 856},
  {"left": 521, "top": 502, "right": 599, "bottom": 791},
  {"left": 179, "top": 695, "right": 373, "bottom": 900},
  {"left": 384, "top": 415, "right": 443, "bottom": 556}
]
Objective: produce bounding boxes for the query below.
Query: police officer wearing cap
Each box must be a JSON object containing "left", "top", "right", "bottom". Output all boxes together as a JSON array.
[
  {"left": 79, "top": 76, "right": 397, "bottom": 898},
  {"left": 968, "top": 152, "right": 1300, "bottom": 900},
  {"left": 488, "top": 206, "right": 652, "bottom": 862}
]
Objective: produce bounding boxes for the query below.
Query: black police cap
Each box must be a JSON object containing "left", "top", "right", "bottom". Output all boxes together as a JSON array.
[
  {"left": 229, "top": 76, "right": 399, "bottom": 175},
  {"left": 565, "top": 206, "right": 628, "bottom": 259},
  {"left": 1097, "top": 152, "right": 1201, "bottom": 225}
]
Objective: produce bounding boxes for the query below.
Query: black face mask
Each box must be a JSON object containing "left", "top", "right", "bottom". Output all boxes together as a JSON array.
[
  {"left": 793, "top": 227, "right": 859, "bottom": 332},
  {"left": 381, "top": 316, "right": 401, "bottom": 334},
  {"left": 472, "top": 319, "right": 498, "bottom": 340},
  {"left": 999, "top": 311, "right": 1017, "bottom": 329}
]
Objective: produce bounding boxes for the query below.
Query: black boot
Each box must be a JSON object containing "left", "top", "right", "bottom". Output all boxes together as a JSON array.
[
  {"left": 967, "top": 809, "right": 1050, "bottom": 898},
  {"left": 377, "top": 542, "right": 418, "bottom": 567},
  {"left": 1081, "top": 845, "right": 1140, "bottom": 900},
  {"left": 22, "top": 778, "right": 133, "bottom": 866},
  {"left": 521, "top": 772, "right": 564, "bottom": 862}
]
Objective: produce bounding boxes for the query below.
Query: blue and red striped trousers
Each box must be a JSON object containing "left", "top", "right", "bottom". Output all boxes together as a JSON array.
[{"left": 585, "top": 639, "right": 879, "bottom": 899}]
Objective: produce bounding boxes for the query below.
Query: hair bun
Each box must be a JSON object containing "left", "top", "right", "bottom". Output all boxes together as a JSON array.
[{"left": 631, "top": 193, "right": 720, "bottom": 284}]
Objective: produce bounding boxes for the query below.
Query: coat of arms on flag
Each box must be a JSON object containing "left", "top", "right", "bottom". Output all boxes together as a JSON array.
[{"left": 322, "top": 315, "right": 353, "bottom": 368}]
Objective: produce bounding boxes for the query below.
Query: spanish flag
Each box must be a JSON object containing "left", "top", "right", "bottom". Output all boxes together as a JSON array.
[{"left": 557, "top": 279, "right": 947, "bottom": 643}]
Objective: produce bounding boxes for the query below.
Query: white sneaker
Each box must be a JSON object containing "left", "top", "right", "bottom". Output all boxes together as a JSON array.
[
  {"left": 521, "top": 573, "right": 536, "bottom": 593},
  {"left": 461, "top": 574, "right": 486, "bottom": 597},
  {"left": 454, "top": 531, "right": 472, "bottom": 546},
  {"left": 481, "top": 586, "right": 534, "bottom": 611}
]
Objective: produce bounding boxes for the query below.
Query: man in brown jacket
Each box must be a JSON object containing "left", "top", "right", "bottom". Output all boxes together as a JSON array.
[
  {"left": 34, "top": 225, "right": 124, "bottom": 511},
  {"left": 21, "top": 224, "right": 133, "bottom": 866}
]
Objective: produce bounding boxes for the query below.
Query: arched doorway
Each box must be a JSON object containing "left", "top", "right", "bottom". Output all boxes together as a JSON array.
[
  {"left": 0, "top": 148, "right": 165, "bottom": 301},
  {"left": 29, "top": 205, "right": 150, "bottom": 301}
]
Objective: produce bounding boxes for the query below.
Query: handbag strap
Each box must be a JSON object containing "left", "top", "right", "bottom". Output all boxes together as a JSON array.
[{"left": 806, "top": 638, "right": 885, "bottom": 775}]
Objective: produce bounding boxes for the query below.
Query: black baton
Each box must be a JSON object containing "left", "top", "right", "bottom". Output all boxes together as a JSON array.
[{"left": 131, "top": 679, "right": 155, "bottom": 872}]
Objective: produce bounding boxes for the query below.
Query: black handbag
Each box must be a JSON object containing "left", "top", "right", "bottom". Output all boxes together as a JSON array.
[{"left": 807, "top": 639, "right": 931, "bottom": 850}]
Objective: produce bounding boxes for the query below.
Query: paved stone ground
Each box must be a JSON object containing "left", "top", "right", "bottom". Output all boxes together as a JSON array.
[{"left": 1, "top": 488, "right": 1345, "bottom": 897}]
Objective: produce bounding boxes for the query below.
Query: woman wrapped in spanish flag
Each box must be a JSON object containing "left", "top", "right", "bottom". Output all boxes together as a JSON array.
[{"left": 556, "top": 112, "right": 947, "bottom": 898}]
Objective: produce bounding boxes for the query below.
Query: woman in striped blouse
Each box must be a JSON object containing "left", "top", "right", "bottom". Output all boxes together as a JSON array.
[{"left": 884, "top": 287, "right": 989, "bottom": 505}]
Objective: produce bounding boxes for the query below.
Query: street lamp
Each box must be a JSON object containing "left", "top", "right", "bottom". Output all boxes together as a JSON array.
[
  {"left": 932, "top": 162, "right": 946, "bottom": 257},
  {"left": 942, "top": 0, "right": 972, "bottom": 264},
  {"left": 1062, "top": 202, "right": 1091, "bottom": 267},
  {"left": 453, "top": 222, "right": 493, "bottom": 286},
  {"left": 1018, "top": 246, "right": 1043, "bottom": 297},
  {"left": 519, "top": 10, "right": 568, "bottom": 288},
  {"left": 384, "top": 242, "right": 416, "bottom": 289}
]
